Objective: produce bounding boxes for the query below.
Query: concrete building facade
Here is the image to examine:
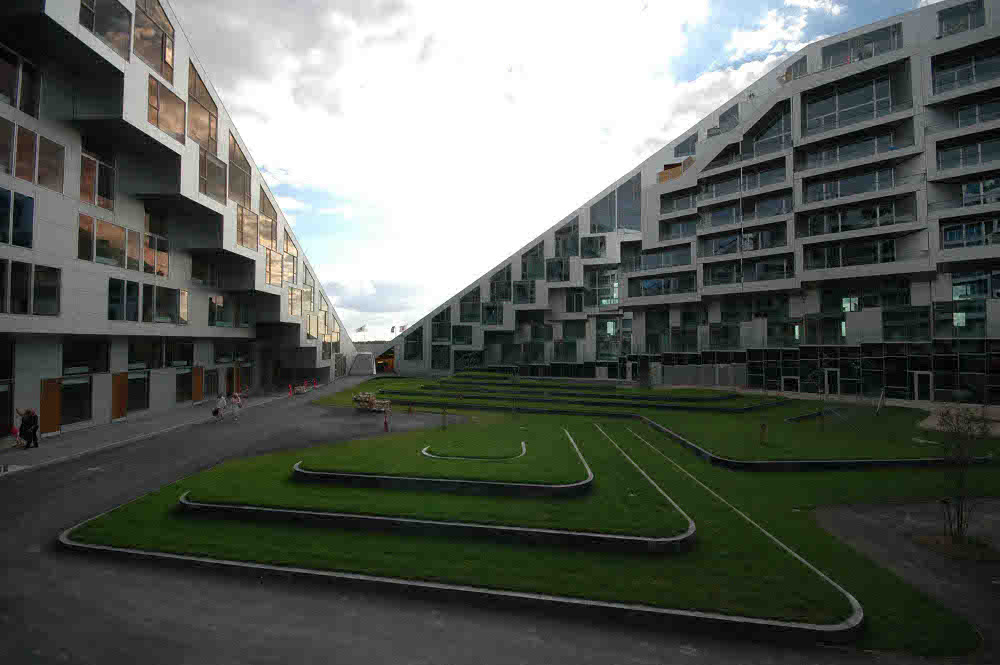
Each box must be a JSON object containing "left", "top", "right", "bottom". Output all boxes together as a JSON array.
[
  {"left": 385, "top": 0, "right": 1000, "bottom": 404},
  {"left": 0, "top": 0, "right": 355, "bottom": 436}
]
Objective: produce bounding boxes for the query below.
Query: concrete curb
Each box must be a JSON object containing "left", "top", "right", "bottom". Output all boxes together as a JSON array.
[
  {"left": 638, "top": 416, "right": 996, "bottom": 471},
  {"left": 381, "top": 395, "right": 788, "bottom": 415},
  {"left": 176, "top": 490, "right": 695, "bottom": 553},
  {"left": 421, "top": 441, "right": 527, "bottom": 461},
  {"left": 423, "top": 383, "right": 740, "bottom": 403},
  {"left": 0, "top": 394, "right": 288, "bottom": 480},
  {"left": 293, "top": 428, "right": 594, "bottom": 497}
]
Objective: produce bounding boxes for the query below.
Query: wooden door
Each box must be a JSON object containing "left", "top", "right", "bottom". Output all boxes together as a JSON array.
[
  {"left": 192, "top": 366, "right": 204, "bottom": 401},
  {"left": 111, "top": 372, "right": 128, "bottom": 419},
  {"left": 39, "top": 378, "right": 62, "bottom": 434}
]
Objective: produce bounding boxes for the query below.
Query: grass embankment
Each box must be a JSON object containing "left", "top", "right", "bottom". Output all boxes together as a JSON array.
[
  {"left": 646, "top": 402, "right": 1000, "bottom": 461},
  {"left": 69, "top": 419, "right": 849, "bottom": 625},
  {"left": 613, "top": 421, "right": 996, "bottom": 656}
]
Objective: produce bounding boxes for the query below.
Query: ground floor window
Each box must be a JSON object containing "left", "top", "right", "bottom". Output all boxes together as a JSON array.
[
  {"left": 204, "top": 369, "right": 220, "bottom": 399},
  {"left": 431, "top": 345, "right": 450, "bottom": 370},
  {"left": 0, "top": 382, "right": 11, "bottom": 436},
  {"left": 61, "top": 376, "right": 92, "bottom": 425},
  {"left": 239, "top": 364, "right": 253, "bottom": 391},
  {"left": 128, "top": 371, "right": 149, "bottom": 412},
  {"left": 176, "top": 369, "right": 192, "bottom": 402}
]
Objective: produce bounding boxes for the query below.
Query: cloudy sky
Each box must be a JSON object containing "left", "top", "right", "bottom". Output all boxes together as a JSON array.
[{"left": 169, "top": 0, "right": 935, "bottom": 341}]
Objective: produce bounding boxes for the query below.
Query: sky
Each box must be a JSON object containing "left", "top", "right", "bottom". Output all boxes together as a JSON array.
[{"left": 168, "top": 0, "right": 939, "bottom": 341}]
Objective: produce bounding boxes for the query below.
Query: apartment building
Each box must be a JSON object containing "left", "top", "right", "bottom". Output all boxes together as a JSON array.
[
  {"left": 0, "top": 0, "right": 355, "bottom": 436},
  {"left": 386, "top": 0, "right": 1000, "bottom": 404}
]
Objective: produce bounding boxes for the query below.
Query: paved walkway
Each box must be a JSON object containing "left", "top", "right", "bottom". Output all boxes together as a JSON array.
[{"left": 0, "top": 375, "right": 372, "bottom": 478}]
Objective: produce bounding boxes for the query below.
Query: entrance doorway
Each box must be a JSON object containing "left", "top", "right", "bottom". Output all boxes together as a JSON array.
[
  {"left": 911, "top": 371, "right": 932, "bottom": 401},
  {"left": 825, "top": 368, "right": 840, "bottom": 395}
]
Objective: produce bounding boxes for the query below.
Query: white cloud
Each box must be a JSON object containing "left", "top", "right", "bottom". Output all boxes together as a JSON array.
[
  {"left": 783, "top": 0, "right": 844, "bottom": 15},
  {"left": 276, "top": 196, "right": 310, "bottom": 211},
  {"left": 725, "top": 9, "right": 809, "bottom": 61},
  {"left": 172, "top": 0, "right": 814, "bottom": 339}
]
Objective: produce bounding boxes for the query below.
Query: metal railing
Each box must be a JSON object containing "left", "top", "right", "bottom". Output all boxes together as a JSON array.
[
  {"left": 701, "top": 139, "right": 792, "bottom": 174},
  {"left": 803, "top": 246, "right": 929, "bottom": 271},
  {"left": 803, "top": 100, "right": 913, "bottom": 138},
  {"left": 799, "top": 137, "right": 915, "bottom": 171},
  {"left": 552, "top": 340, "right": 578, "bottom": 363},
  {"left": 940, "top": 230, "right": 1000, "bottom": 250},
  {"left": 796, "top": 212, "right": 916, "bottom": 239},
  {"left": 925, "top": 106, "right": 1000, "bottom": 134},
  {"left": 743, "top": 265, "right": 795, "bottom": 282},
  {"left": 937, "top": 141, "right": 1000, "bottom": 171},
  {"left": 928, "top": 192, "right": 1000, "bottom": 213},
  {"left": 630, "top": 281, "right": 697, "bottom": 298},
  {"left": 700, "top": 236, "right": 788, "bottom": 257},
  {"left": 621, "top": 252, "right": 692, "bottom": 273},
  {"left": 933, "top": 57, "right": 1000, "bottom": 95},
  {"left": 803, "top": 172, "right": 923, "bottom": 204}
]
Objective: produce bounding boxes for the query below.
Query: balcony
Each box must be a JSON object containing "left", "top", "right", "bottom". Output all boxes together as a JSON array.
[
  {"left": 700, "top": 232, "right": 787, "bottom": 258},
  {"left": 512, "top": 280, "right": 536, "bottom": 305},
  {"left": 701, "top": 140, "right": 793, "bottom": 175},
  {"left": 656, "top": 157, "right": 695, "bottom": 184},
  {"left": 797, "top": 210, "right": 916, "bottom": 239},
  {"left": 553, "top": 340, "right": 578, "bottom": 363},
  {"left": 703, "top": 267, "right": 742, "bottom": 287},
  {"left": 803, "top": 100, "right": 913, "bottom": 138},
  {"left": 799, "top": 137, "right": 915, "bottom": 172},
  {"left": 459, "top": 300, "right": 480, "bottom": 323},
  {"left": 804, "top": 172, "right": 922, "bottom": 205},
  {"left": 928, "top": 190, "right": 1000, "bottom": 214},
  {"left": 621, "top": 251, "right": 691, "bottom": 274},
  {"left": 936, "top": 138, "right": 1000, "bottom": 173},
  {"left": 431, "top": 321, "right": 451, "bottom": 343},
  {"left": 926, "top": 101, "right": 1000, "bottom": 135},
  {"left": 545, "top": 257, "right": 570, "bottom": 282},
  {"left": 804, "top": 244, "right": 928, "bottom": 271},
  {"left": 817, "top": 24, "right": 904, "bottom": 74},
  {"left": 940, "top": 223, "right": 1000, "bottom": 251},
  {"left": 629, "top": 277, "right": 697, "bottom": 298},
  {"left": 933, "top": 55, "right": 1000, "bottom": 95},
  {"left": 743, "top": 263, "right": 794, "bottom": 282}
]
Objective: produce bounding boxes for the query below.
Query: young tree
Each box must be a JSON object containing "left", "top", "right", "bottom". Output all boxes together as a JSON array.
[{"left": 932, "top": 406, "right": 993, "bottom": 543}]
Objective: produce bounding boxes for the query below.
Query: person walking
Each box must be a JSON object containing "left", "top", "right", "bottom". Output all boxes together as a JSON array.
[
  {"left": 214, "top": 393, "right": 227, "bottom": 423},
  {"left": 16, "top": 408, "right": 39, "bottom": 448},
  {"left": 227, "top": 392, "right": 241, "bottom": 423}
]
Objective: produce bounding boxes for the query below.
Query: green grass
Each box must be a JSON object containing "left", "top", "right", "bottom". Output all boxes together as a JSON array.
[
  {"left": 376, "top": 389, "right": 775, "bottom": 412},
  {"left": 299, "top": 419, "right": 585, "bottom": 484},
  {"left": 313, "top": 378, "right": 428, "bottom": 407},
  {"left": 645, "top": 402, "right": 1000, "bottom": 460},
  {"left": 69, "top": 418, "right": 850, "bottom": 625},
  {"left": 615, "top": 421, "right": 996, "bottom": 656}
]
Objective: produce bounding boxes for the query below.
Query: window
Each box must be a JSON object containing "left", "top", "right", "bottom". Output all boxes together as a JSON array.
[
  {"left": 288, "top": 287, "right": 302, "bottom": 317},
  {"left": 10, "top": 261, "right": 29, "bottom": 314},
  {"left": 590, "top": 190, "right": 615, "bottom": 233},
  {"left": 0, "top": 46, "right": 38, "bottom": 116},
  {"left": 176, "top": 369, "right": 192, "bottom": 403},
  {"left": 126, "top": 230, "right": 140, "bottom": 270},
  {"left": 33, "top": 266, "right": 59, "bottom": 316},
  {"left": 143, "top": 234, "right": 156, "bottom": 274},
  {"left": 198, "top": 149, "right": 226, "bottom": 203},
  {"left": 0, "top": 117, "right": 11, "bottom": 174},
  {"left": 554, "top": 218, "right": 578, "bottom": 257},
  {"left": 453, "top": 325, "right": 473, "bottom": 345},
  {"left": 63, "top": 338, "right": 109, "bottom": 375},
  {"left": 147, "top": 76, "right": 185, "bottom": 143},
  {"left": 96, "top": 220, "right": 125, "bottom": 267},
  {"left": 127, "top": 372, "right": 149, "bottom": 412},
  {"left": 283, "top": 232, "right": 298, "bottom": 283},
  {"left": 143, "top": 234, "right": 169, "bottom": 276},
  {"left": 81, "top": 153, "right": 115, "bottom": 210},
  {"left": 125, "top": 281, "right": 139, "bottom": 321},
  {"left": 129, "top": 338, "right": 162, "bottom": 369},
  {"left": 166, "top": 339, "right": 193, "bottom": 367},
  {"left": 237, "top": 205, "right": 258, "bottom": 250},
  {"left": 134, "top": 0, "right": 174, "bottom": 81},
  {"left": 563, "top": 320, "right": 586, "bottom": 340},
  {"left": 20, "top": 63, "right": 39, "bottom": 118},
  {"left": 142, "top": 284, "right": 153, "bottom": 322},
  {"left": 155, "top": 286, "right": 178, "bottom": 323},
  {"left": 208, "top": 295, "right": 229, "bottom": 327},
  {"left": 0, "top": 47, "right": 17, "bottom": 109},
  {"left": 259, "top": 190, "right": 277, "bottom": 250},
  {"left": 616, "top": 174, "right": 641, "bottom": 231},
  {"left": 939, "top": 1, "right": 984, "bottom": 37},
  {"left": 581, "top": 236, "right": 606, "bottom": 258},
  {"left": 0, "top": 260, "right": 6, "bottom": 313},
  {"left": 10, "top": 192, "right": 33, "bottom": 249},
  {"left": 228, "top": 133, "right": 251, "bottom": 208},
  {"left": 266, "top": 248, "right": 282, "bottom": 286},
  {"left": 15, "top": 127, "right": 35, "bottom": 182},
  {"left": 79, "top": 0, "right": 132, "bottom": 60},
  {"left": 431, "top": 345, "right": 450, "bottom": 371},
  {"left": 36, "top": 137, "right": 64, "bottom": 193},
  {"left": 187, "top": 63, "right": 217, "bottom": 152},
  {"left": 302, "top": 269, "right": 314, "bottom": 313},
  {"left": 179, "top": 289, "right": 188, "bottom": 324},
  {"left": 62, "top": 377, "right": 93, "bottom": 425},
  {"left": 0, "top": 188, "right": 7, "bottom": 245},
  {"left": 108, "top": 278, "right": 125, "bottom": 320},
  {"left": 674, "top": 132, "right": 697, "bottom": 158}
]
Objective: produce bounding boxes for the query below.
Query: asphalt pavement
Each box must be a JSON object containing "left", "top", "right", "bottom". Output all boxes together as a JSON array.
[{"left": 0, "top": 379, "right": 940, "bottom": 665}]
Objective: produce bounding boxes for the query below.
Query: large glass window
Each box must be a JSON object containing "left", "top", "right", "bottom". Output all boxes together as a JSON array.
[
  {"left": 259, "top": 190, "right": 277, "bottom": 250},
  {"left": 155, "top": 286, "right": 178, "bottom": 323},
  {"left": 134, "top": 0, "right": 174, "bottom": 81},
  {"left": 36, "top": 137, "right": 65, "bottom": 194},
  {"left": 175, "top": 369, "right": 192, "bottom": 403},
  {"left": 0, "top": 187, "right": 9, "bottom": 245},
  {"left": 81, "top": 153, "right": 115, "bottom": 210},
  {"left": 33, "top": 266, "right": 59, "bottom": 316},
  {"left": 0, "top": 117, "right": 12, "bottom": 175},
  {"left": 147, "top": 76, "right": 185, "bottom": 143},
  {"left": 590, "top": 190, "right": 615, "bottom": 233},
  {"left": 198, "top": 149, "right": 226, "bottom": 203},
  {"left": 127, "top": 372, "right": 148, "bottom": 412},
  {"left": 616, "top": 173, "right": 641, "bottom": 231},
  {"left": 125, "top": 280, "right": 139, "bottom": 321},
  {"left": 141, "top": 283, "right": 154, "bottom": 321},
  {"left": 187, "top": 63, "right": 217, "bottom": 152},
  {"left": 939, "top": 1, "right": 984, "bottom": 37},
  {"left": 96, "top": 220, "right": 125, "bottom": 267},
  {"left": 63, "top": 338, "right": 109, "bottom": 375},
  {"left": 674, "top": 132, "right": 697, "bottom": 158},
  {"left": 10, "top": 261, "right": 29, "bottom": 314},
  {"left": 581, "top": 236, "right": 606, "bottom": 258},
  {"left": 237, "top": 206, "right": 258, "bottom": 251},
  {"left": 15, "top": 127, "right": 35, "bottom": 182},
  {"left": 282, "top": 231, "right": 297, "bottom": 283},
  {"left": 79, "top": 0, "right": 132, "bottom": 60},
  {"left": 0, "top": 47, "right": 38, "bottom": 117},
  {"left": 62, "top": 377, "right": 93, "bottom": 425},
  {"left": 18, "top": 61, "right": 38, "bottom": 118},
  {"left": 805, "top": 77, "right": 891, "bottom": 135},
  {"left": 0, "top": 260, "right": 6, "bottom": 313},
  {"left": 228, "top": 133, "right": 251, "bottom": 208},
  {"left": 108, "top": 277, "right": 125, "bottom": 320},
  {"left": 554, "top": 218, "right": 578, "bottom": 257},
  {"left": 266, "top": 248, "right": 282, "bottom": 286},
  {"left": 288, "top": 287, "right": 302, "bottom": 317},
  {"left": 9, "top": 192, "right": 32, "bottom": 249},
  {"left": 129, "top": 338, "right": 162, "bottom": 369},
  {"left": 0, "top": 47, "right": 17, "bottom": 109}
]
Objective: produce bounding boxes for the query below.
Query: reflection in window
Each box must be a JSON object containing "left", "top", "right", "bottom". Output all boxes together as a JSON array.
[
  {"left": 198, "top": 149, "right": 226, "bottom": 203},
  {"left": 79, "top": 0, "right": 132, "bottom": 60},
  {"left": 81, "top": 153, "right": 115, "bottom": 210},
  {"left": 12, "top": 192, "right": 33, "bottom": 249},
  {"left": 96, "top": 220, "right": 125, "bottom": 267},
  {"left": 554, "top": 218, "right": 578, "bottom": 257},
  {"left": 237, "top": 206, "right": 258, "bottom": 250},
  {"left": 15, "top": 127, "right": 35, "bottom": 182},
  {"left": 33, "top": 265, "right": 60, "bottom": 316},
  {"left": 939, "top": 1, "right": 984, "bottom": 37},
  {"left": 37, "top": 137, "right": 65, "bottom": 193},
  {"left": 259, "top": 190, "right": 277, "bottom": 250},
  {"left": 134, "top": 0, "right": 174, "bottom": 81},
  {"left": 616, "top": 174, "right": 641, "bottom": 231},
  {"left": 590, "top": 190, "right": 615, "bottom": 233},
  {"left": 228, "top": 133, "right": 251, "bottom": 208},
  {"left": 10, "top": 261, "right": 30, "bottom": 314},
  {"left": 187, "top": 63, "right": 218, "bottom": 151},
  {"left": 0, "top": 117, "right": 12, "bottom": 175},
  {"left": 147, "top": 76, "right": 185, "bottom": 143},
  {"left": 266, "top": 248, "right": 282, "bottom": 286},
  {"left": 155, "top": 286, "right": 178, "bottom": 323}
]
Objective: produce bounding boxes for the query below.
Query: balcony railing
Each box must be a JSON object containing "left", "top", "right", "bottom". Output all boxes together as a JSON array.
[
  {"left": 937, "top": 140, "right": 1000, "bottom": 171},
  {"left": 797, "top": 212, "right": 915, "bottom": 239},
  {"left": 743, "top": 265, "right": 794, "bottom": 282},
  {"left": 553, "top": 340, "right": 578, "bottom": 363},
  {"left": 701, "top": 139, "right": 792, "bottom": 174},
  {"left": 928, "top": 191, "right": 1000, "bottom": 213},
  {"left": 941, "top": 229, "right": 1000, "bottom": 250},
  {"left": 803, "top": 100, "right": 913, "bottom": 138},
  {"left": 818, "top": 38, "right": 902, "bottom": 74},
  {"left": 799, "top": 138, "right": 915, "bottom": 171},
  {"left": 743, "top": 199, "right": 794, "bottom": 221},
  {"left": 459, "top": 300, "right": 480, "bottom": 322},
  {"left": 804, "top": 172, "right": 922, "bottom": 204},
  {"left": 621, "top": 252, "right": 691, "bottom": 273},
  {"left": 933, "top": 57, "right": 1000, "bottom": 95},
  {"left": 704, "top": 270, "right": 742, "bottom": 287},
  {"left": 804, "top": 245, "right": 928, "bottom": 271},
  {"left": 630, "top": 280, "right": 696, "bottom": 298},
  {"left": 700, "top": 236, "right": 788, "bottom": 257},
  {"left": 431, "top": 321, "right": 451, "bottom": 342},
  {"left": 658, "top": 225, "right": 697, "bottom": 242},
  {"left": 926, "top": 106, "right": 1000, "bottom": 134}
]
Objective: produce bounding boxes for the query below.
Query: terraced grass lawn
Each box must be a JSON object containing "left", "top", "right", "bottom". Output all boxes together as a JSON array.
[
  {"left": 299, "top": 418, "right": 586, "bottom": 484},
  {"left": 67, "top": 418, "right": 851, "bottom": 625},
  {"left": 646, "top": 402, "right": 1000, "bottom": 461},
  {"left": 614, "top": 421, "right": 997, "bottom": 656}
]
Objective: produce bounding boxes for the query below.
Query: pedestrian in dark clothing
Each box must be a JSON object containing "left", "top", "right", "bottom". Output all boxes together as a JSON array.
[{"left": 16, "top": 408, "right": 39, "bottom": 448}]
